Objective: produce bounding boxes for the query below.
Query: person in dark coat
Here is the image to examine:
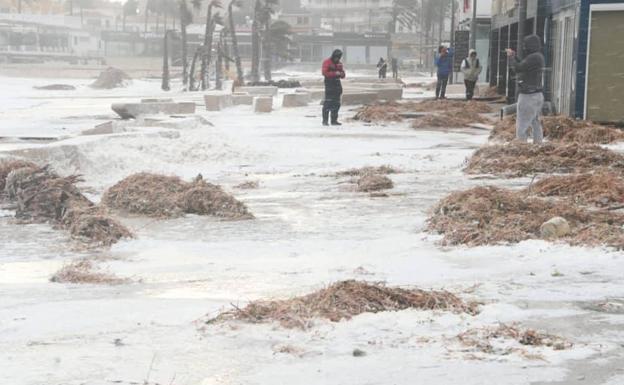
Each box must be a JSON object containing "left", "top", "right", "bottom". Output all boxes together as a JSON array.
[
  {"left": 322, "top": 49, "right": 346, "bottom": 126},
  {"left": 506, "top": 34, "right": 545, "bottom": 143},
  {"left": 434, "top": 45, "right": 454, "bottom": 99},
  {"left": 391, "top": 57, "right": 399, "bottom": 79},
  {"left": 377, "top": 57, "right": 388, "bottom": 79}
]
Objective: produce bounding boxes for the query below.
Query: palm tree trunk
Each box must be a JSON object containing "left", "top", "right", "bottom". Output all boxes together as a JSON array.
[
  {"left": 250, "top": 0, "right": 261, "bottom": 83},
  {"left": 200, "top": 3, "right": 214, "bottom": 90},
  {"left": 144, "top": 7, "right": 149, "bottom": 32},
  {"left": 180, "top": 8, "right": 188, "bottom": 86},
  {"left": 261, "top": 20, "right": 271, "bottom": 82},
  {"left": 228, "top": 1, "right": 244, "bottom": 85},
  {"left": 162, "top": 31, "right": 171, "bottom": 91},
  {"left": 223, "top": 34, "right": 230, "bottom": 72},
  {"left": 189, "top": 46, "right": 201, "bottom": 91},
  {"left": 216, "top": 42, "right": 223, "bottom": 90}
]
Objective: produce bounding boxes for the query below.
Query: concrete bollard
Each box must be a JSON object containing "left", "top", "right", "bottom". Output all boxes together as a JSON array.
[
  {"left": 204, "top": 94, "right": 233, "bottom": 111},
  {"left": 341, "top": 92, "right": 378, "bottom": 106},
  {"left": 236, "top": 86, "right": 278, "bottom": 96},
  {"left": 376, "top": 88, "right": 403, "bottom": 101},
  {"left": 540, "top": 217, "right": 571, "bottom": 239},
  {"left": 282, "top": 93, "right": 310, "bottom": 107},
  {"left": 232, "top": 93, "right": 254, "bottom": 106},
  {"left": 253, "top": 96, "right": 273, "bottom": 113}
]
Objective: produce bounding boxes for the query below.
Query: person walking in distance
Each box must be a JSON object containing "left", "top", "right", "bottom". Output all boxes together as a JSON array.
[
  {"left": 506, "top": 34, "right": 545, "bottom": 144},
  {"left": 461, "top": 49, "right": 482, "bottom": 100},
  {"left": 377, "top": 57, "right": 388, "bottom": 79},
  {"left": 434, "top": 45, "right": 454, "bottom": 99},
  {"left": 391, "top": 57, "right": 399, "bottom": 79},
  {"left": 322, "top": 49, "right": 346, "bottom": 126}
]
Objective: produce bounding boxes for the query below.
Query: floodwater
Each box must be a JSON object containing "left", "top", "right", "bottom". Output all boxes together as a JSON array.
[{"left": 1, "top": 75, "right": 623, "bottom": 385}]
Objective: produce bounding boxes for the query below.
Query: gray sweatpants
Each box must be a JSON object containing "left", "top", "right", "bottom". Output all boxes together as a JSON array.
[{"left": 516, "top": 92, "right": 544, "bottom": 144}]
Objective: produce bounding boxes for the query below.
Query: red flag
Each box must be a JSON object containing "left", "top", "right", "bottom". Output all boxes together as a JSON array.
[{"left": 464, "top": 0, "right": 470, "bottom": 12}]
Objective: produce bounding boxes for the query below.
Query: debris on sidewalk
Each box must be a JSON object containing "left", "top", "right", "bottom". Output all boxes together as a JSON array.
[
  {"left": 490, "top": 116, "right": 624, "bottom": 144},
  {"left": 90, "top": 67, "right": 131, "bottom": 89},
  {"left": 234, "top": 181, "right": 260, "bottom": 190},
  {"left": 428, "top": 186, "right": 624, "bottom": 248},
  {"left": 457, "top": 323, "right": 572, "bottom": 356},
  {"left": 357, "top": 174, "right": 394, "bottom": 192},
  {"left": 5, "top": 165, "right": 131, "bottom": 246},
  {"left": 412, "top": 111, "right": 491, "bottom": 129},
  {"left": 50, "top": 259, "right": 129, "bottom": 285},
  {"left": 465, "top": 143, "right": 624, "bottom": 177},
  {"left": 353, "top": 100, "right": 493, "bottom": 124},
  {"left": 102, "top": 172, "right": 253, "bottom": 220},
  {"left": 206, "top": 280, "right": 479, "bottom": 329},
  {"left": 0, "top": 159, "right": 37, "bottom": 192},
  {"left": 335, "top": 165, "right": 399, "bottom": 177},
  {"left": 528, "top": 172, "right": 624, "bottom": 208}
]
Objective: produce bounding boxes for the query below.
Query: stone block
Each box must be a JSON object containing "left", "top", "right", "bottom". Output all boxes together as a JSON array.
[
  {"left": 341, "top": 92, "right": 378, "bottom": 106},
  {"left": 111, "top": 102, "right": 196, "bottom": 119},
  {"left": 235, "top": 86, "right": 279, "bottom": 96},
  {"left": 282, "top": 93, "right": 310, "bottom": 107},
  {"left": 308, "top": 89, "right": 325, "bottom": 100},
  {"left": 253, "top": 96, "right": 273, "bottom": 113},
  {"left": 232, "top": 94, "right": 254, "bottom": 105},
  {"left": 204, "top": 94, "right": 233, "bottom": 111},
  {"left": 81, "top": 121, "right": 115, "bottom": 136},
  {"left": 376, "top": 88, "right": 403, "bottom": 101}
]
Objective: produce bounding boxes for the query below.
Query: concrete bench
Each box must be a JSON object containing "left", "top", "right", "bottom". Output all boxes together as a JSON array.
[
  {"left": 204, "top": 94, "right": 233, "bottom": 111},
  {"left": 112, "top": 102, "right": 196, "bottom": 119},
  {"left": 232, "top": 93, "right": 254, "bottom": 105},
  {"left": 376, "top": 88, "right": 403, "bottom": 101},
  {"left": 341, "top": 92, "right": 378, "bottom": 106},
  {"left": 253, "top": 96, "right": 273, "bottom": 113},
  {"left": 282, "top": 92, "right": 310, "bottom": 107},
  {"left": 235, "top": 86, "right": 279, "bottom": 96}
]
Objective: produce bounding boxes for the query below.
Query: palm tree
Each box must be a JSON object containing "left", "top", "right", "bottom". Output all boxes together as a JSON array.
[
  {"left": 179, "top": 0, "right": 193, "bottom": 87},
  {"left": 162, "top": 30, "right": 172, "bottom": 91},
  {"left": 122, "top": 0, "right": 139, "bottom": 32},
  {"left": 227, "top": 0, "right": 244, "bottom": 84},
  {"left": 257, "top": 0, "right": 278, "bottom": 82},
  {"left": 389, "top": 0, "right": 419, "bottom": 33},
  {"left": 189, "top": 46, "right": 202, "bottom": 91},
  {"left": 200, "top": 0, "right": 222, "bottom": 90},
  {"left": 250, "top": 0, "right": 261, "bottom": 83}
]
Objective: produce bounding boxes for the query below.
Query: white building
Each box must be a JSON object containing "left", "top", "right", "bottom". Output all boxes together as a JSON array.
[{"left": 301, "top": 0, "right": 394, "bottom": 33}]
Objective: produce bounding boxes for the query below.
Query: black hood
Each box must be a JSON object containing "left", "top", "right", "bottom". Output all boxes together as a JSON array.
[
  {"left": 523, "top": 34, "right": 542, "bottom": 55},
  {"left": 331, "top": 49, "right": 343, "bottom": 60}
]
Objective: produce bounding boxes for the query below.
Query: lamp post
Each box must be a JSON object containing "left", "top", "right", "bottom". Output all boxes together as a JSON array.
[{"left": 470, "top": 0, "right": 477, "bottom": 50}]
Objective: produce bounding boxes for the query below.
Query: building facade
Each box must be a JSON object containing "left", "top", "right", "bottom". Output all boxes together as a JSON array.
[{"left": 490, "top": 0, "right": 624, "bottom": 123}]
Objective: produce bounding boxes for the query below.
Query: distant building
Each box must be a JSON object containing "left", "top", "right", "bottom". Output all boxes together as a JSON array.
[
  {"left": 457, "top": 0, "right": 492, "bottom": 82},
  {"left": 301, "top": 0, "right": 394, "bottom": 33}
]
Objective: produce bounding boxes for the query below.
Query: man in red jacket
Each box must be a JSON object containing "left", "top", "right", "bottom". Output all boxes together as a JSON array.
[{"left": 322, "top": 49, "right": 346, "bottom": 126}]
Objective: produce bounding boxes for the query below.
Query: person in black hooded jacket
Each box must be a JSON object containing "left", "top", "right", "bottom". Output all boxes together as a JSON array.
[{"left": 506, "top": 34, "right": 545, "bottom": 143}]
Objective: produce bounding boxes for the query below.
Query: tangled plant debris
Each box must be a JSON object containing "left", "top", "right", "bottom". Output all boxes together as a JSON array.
[
  {"left": 353, "top": 100, "right": 494, "bottom": 124},
  {"left": 412, "top": 111, "right": 491, "bottom": 129},
  {"left": 4, "top": 165, "right": 131, "bottom": 246},
  {"left": 457, "top": 323, "right": 572, "bottom": 356},
  {"left": 357, "top": 174, "right": 394, "bottom": 192},
  {"left": 490, "top": 116, "right": 624, "bottom": 144},
  {"left": 102, "top": 172, "right": 253, "bottom": 220},
  {"left": 50, "top": 259, "right": 128, "bottom": 285},
  {"left": 335, "top": 165, "right": 399, "bottom": 177},
  {"left": 428, "top": 186, "right": 624, "bottom": 248},
  {"left": 234, "top": 181, "right": 260, "bottom": 190},
  {"left": 90, "top": 67, "right": 131, "bottom": 89},
  {"left": 206, "top": 280, "right": 479, "bottom": 330},
  {"left": 0, "top": 159, "right": 37, "bottom": 192},
  {"left": 465, "top": 142, "right": 624, "bottom": 177},
  {"left": 528, "top": 171, "right": 624, "bottom": 208}
]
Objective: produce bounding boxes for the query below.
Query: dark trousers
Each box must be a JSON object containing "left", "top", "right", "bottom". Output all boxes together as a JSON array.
[
  {"left": 464, "top": 80, "right": 477, "bottom": 100},
  {"left": 322, "top": 99, "right": 341, "bottom": 124},
  {"left": 435, "top": 74, "right": 449, "bottom": 99}
]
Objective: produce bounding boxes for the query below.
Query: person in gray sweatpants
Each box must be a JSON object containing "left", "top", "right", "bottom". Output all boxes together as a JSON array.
[{"left": 507, "top": 34, "right": 545, "bottom": 143}]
